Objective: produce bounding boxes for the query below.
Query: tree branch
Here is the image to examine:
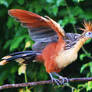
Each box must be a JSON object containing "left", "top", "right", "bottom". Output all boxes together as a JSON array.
[{"left": 0, "top": 77, "right": 92, "bottom": 90}]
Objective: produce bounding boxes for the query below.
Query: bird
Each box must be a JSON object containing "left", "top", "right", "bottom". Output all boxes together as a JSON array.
[{"left": 0, "top": 9, "right": 92, "bottom": 85}]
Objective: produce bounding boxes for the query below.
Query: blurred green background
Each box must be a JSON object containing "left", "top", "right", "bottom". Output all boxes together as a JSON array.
[{"left": 0, "top": 0, "right": 92, "bottom": 92}]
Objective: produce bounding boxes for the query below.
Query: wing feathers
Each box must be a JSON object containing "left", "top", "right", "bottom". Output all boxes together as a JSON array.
[
  {"left": 8, "top": 9, "right": 65, "bottom": 35},
  {"left": 45, "top": 16, "right": 65, "bottom": 36},
  {"left": 8, "top": 9, "right": 49, "bottom": 28},
  {"left": 8, "top": 9, "right": 65, "bottom": 51}
]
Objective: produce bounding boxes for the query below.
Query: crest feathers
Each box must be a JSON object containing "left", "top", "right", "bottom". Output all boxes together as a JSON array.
[{"left": 80, "top": 21, "right": 92, "bottom": 32}]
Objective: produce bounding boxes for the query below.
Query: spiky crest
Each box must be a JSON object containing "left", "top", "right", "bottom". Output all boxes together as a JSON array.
[{"left": 80, "top": 21, "right": 92, "bottom": 32}]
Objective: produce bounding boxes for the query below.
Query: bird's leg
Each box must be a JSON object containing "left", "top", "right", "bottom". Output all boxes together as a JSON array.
[
  {"left": 49, "top": 73, "right": 61, "bottom": 85},
  {"left": 49, "top": 72, "right": 69, "bottom": 85}
]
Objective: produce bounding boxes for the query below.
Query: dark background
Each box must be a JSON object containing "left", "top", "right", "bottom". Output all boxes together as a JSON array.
[{"left": 0, "top": 0, "right": 92, "bottom": 92}]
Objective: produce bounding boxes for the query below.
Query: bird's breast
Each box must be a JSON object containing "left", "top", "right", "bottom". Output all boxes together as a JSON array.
[{"left": 55, "top": 47, "right": 78, "bottom": 69}]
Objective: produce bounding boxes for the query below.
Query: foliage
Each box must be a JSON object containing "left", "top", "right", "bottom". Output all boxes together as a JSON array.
[{"left": 0, "top": 0, "right": 92, "bottom": 92}]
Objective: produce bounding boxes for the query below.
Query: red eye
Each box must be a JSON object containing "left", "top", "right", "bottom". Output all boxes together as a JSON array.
[{"left": 88, "top": 32, "right": 91, "bottom": 35}]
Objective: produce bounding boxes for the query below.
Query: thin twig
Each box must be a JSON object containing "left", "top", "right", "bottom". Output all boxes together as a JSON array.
[{"left": 0, "top": 77, "right": 92, "bottom": 90}]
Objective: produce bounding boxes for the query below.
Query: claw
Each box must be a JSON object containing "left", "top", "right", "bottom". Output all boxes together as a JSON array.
[
  {"left": 51, "top": 78, "right": 61, "bottom": 85},
  {"left": 52, "top": 78, "right": 63, "bottom": 85},
  {"left": 49, "top": 72, "right": 69, "bottom": 85},
  {"left": 59, "top": 77, "right": 69, "bottom": 84}
]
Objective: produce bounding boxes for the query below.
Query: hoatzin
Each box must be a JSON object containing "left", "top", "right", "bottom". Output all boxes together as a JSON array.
[{"left": 0, "top": 9, "right": 92, "bottom": 85}]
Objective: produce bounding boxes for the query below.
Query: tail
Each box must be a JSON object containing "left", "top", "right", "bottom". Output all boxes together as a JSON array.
[{"left": 0, "top": 51, "right": 40, "bottom": 65}]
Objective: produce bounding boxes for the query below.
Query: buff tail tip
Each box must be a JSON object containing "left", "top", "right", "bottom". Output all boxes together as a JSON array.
[
  {"left": 0, "top": 60, "right": 8, "bottom": 65},
  {"left": 0, "top": 55, "right": 12, "bottom": 65}
]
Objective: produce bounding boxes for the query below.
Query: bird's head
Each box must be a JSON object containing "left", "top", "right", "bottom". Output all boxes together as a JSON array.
[{"left": 80, "top": 21, "right": 92, "bottom": 38}]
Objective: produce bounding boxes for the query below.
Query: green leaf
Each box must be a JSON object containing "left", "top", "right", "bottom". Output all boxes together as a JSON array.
[
  {"left": 18, "top": 64, "right": 26, "bottom": 75},
  {"left": 0, "top": 0, "right": 8, "bottom": 7},
  {"left": 56, "top": 0, "right": 65, "bottom": 6},
  {"left": 73, "top": 0, "right": 85, "bottom": 3},
  {"left": 89, "top": 62, "right": 92, "bottom": 73},
  {"left": 80, "top": 63, "right": 89, "bottom": 73},
  {"left": 19, "top": 88, "right": 31, "bottom": 92},
  {"left": 80, "top": 62, "right": 92, "bottom": 73},
  {"left": 58, "top": 20, "right": 65, "bottom": 27},
  {"left": 46, "top": 0, "right": 54, "bottom": 3},
  {"left": 80, "top": 54, "right": 86, "bottom": 60},
  {"left": 85, "top": 39, "right": 92, "bottom": 44},
  {"left": 86, "top": 81, "right": 92, "bottom": 91},
  {"left": 61, "top": 16, "right": 76, "bottom": 27},
  {"left": 52, "top": 5, "right": 58, "bottom": 16},
  {"left": 78, "top": 84, "right": 85, "bottom": 88},
  {"left": 7, "top": 17, "right": 14, "bottom": 29},
  {"left": 17, "top": 0, "right": 24, "bottom": 5},
  {"left": 10, "top": 36, "right": 26, "bottom": 51},
  {"left": 7, "top": 0, "right": 13, "bottom": 6},
  {"left": 0, "top": 71, "right": 8, "bottom": 85},
  {"left": 4, "top": 40, "right": 12, "bottom": 49},
  {"left": 61, "top": 17, "right": 69, "bottom": 26},
  {"left": 74, "top": 89, "right": 80, "bottom": 92}
]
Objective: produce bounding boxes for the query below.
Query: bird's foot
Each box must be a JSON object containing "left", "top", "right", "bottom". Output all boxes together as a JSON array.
[
  {"left": 59, "top": 76, "right": 69, "bottom": 84},
  {"left": 49, "top": 72, "right": 69, "bottom": 85}
]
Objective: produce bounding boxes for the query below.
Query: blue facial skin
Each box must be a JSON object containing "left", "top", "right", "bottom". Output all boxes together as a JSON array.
[{"left": 85, "top": 32, "right": 92, "bottom": 38}]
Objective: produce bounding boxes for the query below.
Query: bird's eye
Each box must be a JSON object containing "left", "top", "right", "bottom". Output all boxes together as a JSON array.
[
  {"left": 88, "top": 32, "right": 91, "bottom": 35},
  {"left": 86, "top": 32, "right": 91, "bottom": 35},
  {"left": 85, "top": 32, "right": 92, "bottom": 37}
]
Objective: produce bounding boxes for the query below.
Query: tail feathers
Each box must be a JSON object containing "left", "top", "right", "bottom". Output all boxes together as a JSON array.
[{"left": 0, "top": 51, "right": 40, "bottom": 65}]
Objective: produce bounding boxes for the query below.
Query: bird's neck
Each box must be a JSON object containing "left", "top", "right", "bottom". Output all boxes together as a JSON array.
[
  {"left": 73, "top": 37, "right": 89, "bottom": 53},
  {"left": 55, "top": 37, "right": 89, "bottom": 69}
]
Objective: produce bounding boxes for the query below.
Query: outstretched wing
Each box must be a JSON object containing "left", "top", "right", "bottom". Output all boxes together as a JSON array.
[{"left": 8, "top": 9, "right": 65, "bottom": 51}]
